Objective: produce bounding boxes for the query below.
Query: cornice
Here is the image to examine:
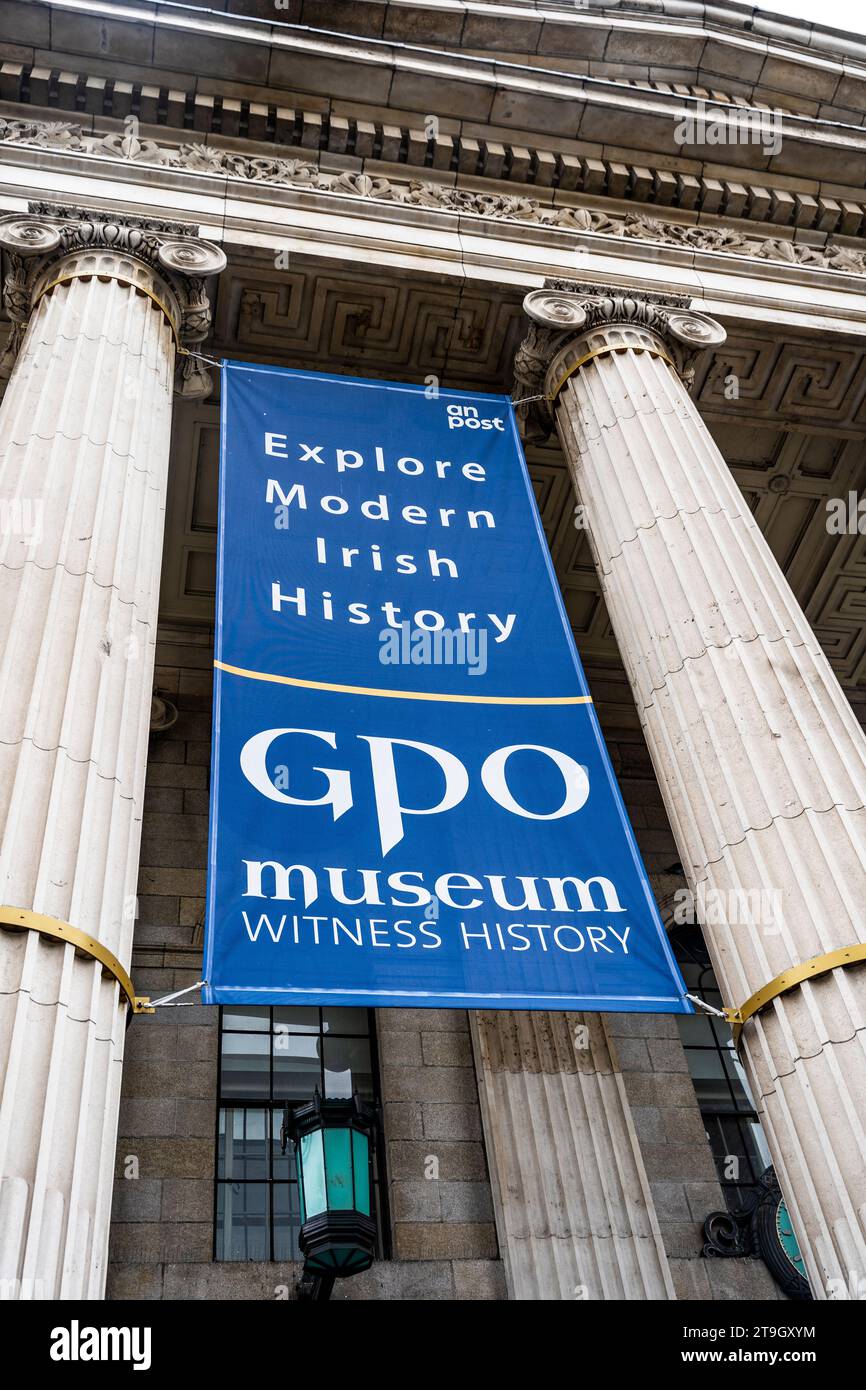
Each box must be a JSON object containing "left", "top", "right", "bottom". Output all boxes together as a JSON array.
[
  {"left": 4, "top": 82, "right": 866, "bottom": 238},
  {"left": 25, "top": 0, "right": 866, "bottom": 87},
  {"left": 11, "top": 1, "right": 866, "bottom": 180},
  {"left": 3, "top": 117, "right": 866, "bottom": 281}
]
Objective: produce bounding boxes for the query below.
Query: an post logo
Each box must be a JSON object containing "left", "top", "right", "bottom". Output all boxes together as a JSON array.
[{"left": 446, "top": 403, "right": 504, "bottom": 431}]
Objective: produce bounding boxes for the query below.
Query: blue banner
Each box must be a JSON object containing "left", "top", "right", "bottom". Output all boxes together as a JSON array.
[{"left": 203, "top": 364, "right": 690, "bottom": 1013}]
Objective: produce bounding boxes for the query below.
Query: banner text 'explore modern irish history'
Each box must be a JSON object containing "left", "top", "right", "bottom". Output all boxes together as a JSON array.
[{"left": 204, "top": 365, "right": 690, "bottom": 1013}]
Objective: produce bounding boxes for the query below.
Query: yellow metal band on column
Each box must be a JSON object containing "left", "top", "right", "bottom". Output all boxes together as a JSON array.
[
  {"left": 549, "top": 343, "right": 676, "bottom": 400},
  {"left": 0, "top": 906, "right": 153, "bottom": 1014},
  {"left": 32, "top": 273, "right": 182, "bottom": 346},
  {"left": 726, "top": 943, "right": 866, "bottom": 1046}
]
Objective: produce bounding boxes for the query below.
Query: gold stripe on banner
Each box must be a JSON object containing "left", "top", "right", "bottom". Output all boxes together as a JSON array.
[{"left": 213, "top": 659, "right": 593, "bottom": 706}]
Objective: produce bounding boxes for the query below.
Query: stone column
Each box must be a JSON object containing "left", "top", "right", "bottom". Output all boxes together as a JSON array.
[
  {"left": 471, "top": 1011, "right": 676, "bottom": 1300},
  {"left": 513, "top": 284, "right": 866, "bottom": 1299},
  {"left": 0, "top": 207, "right": 224, "bottom": 1299}
]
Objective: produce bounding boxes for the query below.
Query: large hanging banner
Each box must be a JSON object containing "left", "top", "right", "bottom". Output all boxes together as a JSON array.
[{"left": 204, "top": 364, "right": 690, "bottom": 1013}]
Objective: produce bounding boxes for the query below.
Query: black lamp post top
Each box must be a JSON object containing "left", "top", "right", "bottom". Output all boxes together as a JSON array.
[{"left": 281, "top": 1090, "right": 377, "bottom": 1151}]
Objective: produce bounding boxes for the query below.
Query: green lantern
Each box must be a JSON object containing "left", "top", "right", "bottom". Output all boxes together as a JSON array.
[{"left": 282, "top": 1092, "right": 377, "bottom": 1287}]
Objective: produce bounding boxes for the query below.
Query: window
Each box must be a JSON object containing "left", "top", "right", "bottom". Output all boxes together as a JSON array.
[
  {"left": 214, "top": 1006, "right": 387, "bottom": 1261},
  {"left": 672, "top": 927, "right": 772, "bottom": 1212}
]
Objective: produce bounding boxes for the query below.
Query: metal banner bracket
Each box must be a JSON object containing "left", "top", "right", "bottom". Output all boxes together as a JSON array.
[
  {"left": 0, "top": 905, "right": 154, "bottom": 1014},
  {"left": 725, "top": 944, "right": 866, "bottom": 1045}
]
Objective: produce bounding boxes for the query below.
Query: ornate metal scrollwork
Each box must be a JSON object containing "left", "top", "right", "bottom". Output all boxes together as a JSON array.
[{"left": 703, "top": 1166, "right": 812, "bottom": 1301}]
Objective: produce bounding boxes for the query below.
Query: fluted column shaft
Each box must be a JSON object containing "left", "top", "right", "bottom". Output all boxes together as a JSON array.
[
  {"left": 472, "top": 1011, "right": 675, "bottom": 1300},
  {"left": 520, "top": 288, "right": 866, "bottom": 1299},
  {"left": 0, "top": 211, "right": 223, "bottom": 1298}
]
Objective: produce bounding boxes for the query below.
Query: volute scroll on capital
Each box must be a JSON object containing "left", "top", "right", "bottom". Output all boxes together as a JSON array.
[
  {"left": 0, "top": 207, "right": 227, "bottom": 397},
  {"left": 513, "top": 283, "right": 726, "bottom": 441}
]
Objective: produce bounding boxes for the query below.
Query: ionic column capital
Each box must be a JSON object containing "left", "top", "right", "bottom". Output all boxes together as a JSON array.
[
  {"left": 512, "top": 281, "right": 725, "bottom": 438},
  {"left": 0, "top": 202, "right": 226, "bottom": 394}
]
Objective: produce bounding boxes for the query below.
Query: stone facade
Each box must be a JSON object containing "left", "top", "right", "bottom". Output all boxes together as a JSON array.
[
  {"left": 103, "top": 628, "right": 775, "bottom": 1300},
  {"left": 2, "top": 0, "right": 865, "bottom": 1301},
  {"left": 611, "top": 1018, "right": 779, "bottom": 1301}
]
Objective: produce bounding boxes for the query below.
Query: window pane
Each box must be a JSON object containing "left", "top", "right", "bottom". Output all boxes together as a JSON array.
[
  {"left": 273, "top": 1184, "right": 302, "bottom": 1261},
  {"left": 694, "top": 969, "right": 724, "bottom": 1007},
  {"left": 677, "top": 960, "right": 703, "bottom": 990},
  {"left": 215, "top": 1182, "right": 269, "bottom": 1261},
  {"left": 322, "top": 1035, "right": 373, "bottom": 1099},
  {"left": 706, "top": 1115, "right": 768, "bottom": 1200},
  {"left": 273, "top": 1006, "right": 320, "bottom": 1033},
  {"left": 222, "top": 1006, "right": 270, "bottom": 1032},
  {"left": 215, "top": 1004, "right": 381, "bottom": 1264},
  {"left": 273, "top": 1032, "right": 321, "bottom": 1100},
  {"left": 677, "top": 1012, "right": 719, "bottom": 1047},
  {"left": 220, "top": 1032, "right": 270, "bottom": 1099},
  {"left": 321, "top": 1007, "right": 370, "bottom": 1036},
  {"left": 217, "top": 1108, "right": 268, "bottom": 1181},
  {"left": 691, "top": 1048, "right": 753, "bottom": 1111},
  {"left": 727, "top": 1047, "right": 760, "bottom": 1110}
]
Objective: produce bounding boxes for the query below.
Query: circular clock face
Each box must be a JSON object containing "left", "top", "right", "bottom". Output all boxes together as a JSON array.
[{"left": 776, "top": 1198, "right": 807, "bottom": 1279}]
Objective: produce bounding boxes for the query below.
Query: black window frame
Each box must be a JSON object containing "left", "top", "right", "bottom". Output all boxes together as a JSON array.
[
  {"left": 212, "top": 1004, "right": 390, "bottom": 1263},
  {"left": 671, "top": 926, "right": 773, "bottom": 1213}
]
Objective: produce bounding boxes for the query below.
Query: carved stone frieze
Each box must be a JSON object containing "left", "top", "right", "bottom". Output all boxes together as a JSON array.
[{"left": 2, "top": 117, "right": 866, "bottom": 277}]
